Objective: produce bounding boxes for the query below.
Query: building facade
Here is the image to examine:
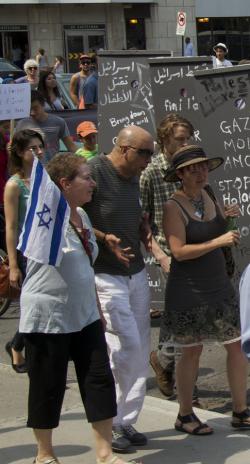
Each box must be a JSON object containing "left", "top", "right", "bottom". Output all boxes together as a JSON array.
[{"left": 0, "top": 0, "right": 249, "bottom": 71}]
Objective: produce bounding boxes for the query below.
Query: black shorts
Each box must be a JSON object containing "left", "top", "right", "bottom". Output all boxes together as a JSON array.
[{"left": 24, "top": 319, "right": 117, "bottom": 429}]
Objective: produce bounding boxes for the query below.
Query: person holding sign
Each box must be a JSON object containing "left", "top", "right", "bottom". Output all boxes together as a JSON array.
[
  {"left": 84, "top": 126, "right": 153, "bottom": 451},
  {"left": 213, "top": 43, "right": 232, "bottom": 68},
  {"left": 160, "top": 145, "right": 249, "bottom": 435}
]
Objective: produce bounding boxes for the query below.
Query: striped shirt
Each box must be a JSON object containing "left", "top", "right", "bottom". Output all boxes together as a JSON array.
[
  {"left": 140, "top": 152, "right": 181, "bottom": 262},
  {"left": 76, "top": 144, "right": 98, "bottom": 161},
  {"left": 84, "top": 154, "right": 145, "bottom": 276}
]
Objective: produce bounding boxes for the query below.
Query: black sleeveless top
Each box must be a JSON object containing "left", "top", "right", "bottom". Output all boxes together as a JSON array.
[{"left": 165, "top": 198, "right": 235, "bottom": 311}]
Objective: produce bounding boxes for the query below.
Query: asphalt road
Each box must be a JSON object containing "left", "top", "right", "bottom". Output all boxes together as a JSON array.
[{"left": 1, "top": 301, "right": 250, "bottom": 426}]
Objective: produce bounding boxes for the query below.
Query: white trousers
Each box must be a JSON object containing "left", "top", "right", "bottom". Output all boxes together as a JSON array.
[{"left": 95, "top": 268, "right": 151, "bottom": 426}]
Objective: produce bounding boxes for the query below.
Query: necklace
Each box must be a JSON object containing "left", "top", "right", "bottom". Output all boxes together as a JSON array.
[{"left": 182, "top": 188, "right": 206, "bottom": 220}]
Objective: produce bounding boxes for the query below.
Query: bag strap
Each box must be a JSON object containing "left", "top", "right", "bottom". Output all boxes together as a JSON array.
[{"left": 69, "top": 220, "right": 93, "bottom": 267}]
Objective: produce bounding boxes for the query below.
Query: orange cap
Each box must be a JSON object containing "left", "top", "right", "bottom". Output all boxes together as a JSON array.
[{"left": 77, "top": 121, "right": 98, "bottom": 137}]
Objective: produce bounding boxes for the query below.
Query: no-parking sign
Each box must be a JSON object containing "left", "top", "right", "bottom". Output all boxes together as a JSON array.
[{"left": 176, "top": 12, "right": 186, "bottom": 36}]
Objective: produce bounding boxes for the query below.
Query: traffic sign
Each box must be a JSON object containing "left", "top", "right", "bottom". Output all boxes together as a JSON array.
[
  {"left": 176, "top": 12, "right": 186, "bottom": 36},
  {"left": 68, "top": 53, "right": 82, "bottom": 60}
]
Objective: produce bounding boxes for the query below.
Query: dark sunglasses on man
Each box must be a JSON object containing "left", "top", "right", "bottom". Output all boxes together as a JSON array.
[
  {"left": 121, "top": 145, "right": 154, "bottom": 159},
  {"left": 80, "top": 60, "right": 91, "bottom": 66}
]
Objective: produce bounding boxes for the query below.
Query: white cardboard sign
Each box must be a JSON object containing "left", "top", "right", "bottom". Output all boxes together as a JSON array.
[
  {"left": 0, "top": 83, "right": 31, "bottom": 120},
  {"left": 176, "top": 12, "right": 186, "bottom": 36}
]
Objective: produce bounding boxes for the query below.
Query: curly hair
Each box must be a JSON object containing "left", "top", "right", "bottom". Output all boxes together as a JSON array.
[
  {"left": 8, "top": 130, "right": 44, "bottom": 176},
  {"left": 157, "top": 114, "right": 194, "bottom": 153},
  {"left": 46, "top": 153, "right": 86, "bottom": 191},
  {"left": 24, "top": 59, "right": 39, "bottom": 72}
]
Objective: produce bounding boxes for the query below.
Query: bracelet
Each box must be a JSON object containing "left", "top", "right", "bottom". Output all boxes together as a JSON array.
[{"left": 102, "top": 233, "right": 107, "bottom": 244}]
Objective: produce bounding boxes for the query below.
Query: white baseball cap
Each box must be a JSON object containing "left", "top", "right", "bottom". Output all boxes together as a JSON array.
[{"left": 213, "top": 43, "right": 228, "bottom": 54}]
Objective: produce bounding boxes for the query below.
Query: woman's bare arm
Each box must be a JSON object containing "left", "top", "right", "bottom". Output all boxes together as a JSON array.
[
  {"left": 163, "top": 200, "right": 240, "bottom": 262},
  {"left": 4, "top": 180, "right": 23, "bottom": 288}
]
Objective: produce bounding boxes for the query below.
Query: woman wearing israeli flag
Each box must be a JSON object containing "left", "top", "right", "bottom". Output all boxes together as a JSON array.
[{"left": 18, "top": 153, "right": 136, "bottom": 464}]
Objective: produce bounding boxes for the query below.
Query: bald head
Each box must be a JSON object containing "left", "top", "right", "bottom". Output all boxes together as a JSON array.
[
  {"left": 116, "top": 126, "right": 153, "bottom": 150},
  {"left": 108, "top": 125, "right": 153, "bottom": 179}
]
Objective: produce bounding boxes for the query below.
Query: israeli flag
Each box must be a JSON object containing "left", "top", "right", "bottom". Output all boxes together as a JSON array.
[{"left": 17, "top": 156, "right": 70, "bottom": 266}]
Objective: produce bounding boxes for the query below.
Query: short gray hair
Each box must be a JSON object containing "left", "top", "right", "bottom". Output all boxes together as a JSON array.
[{"left": 24, "top": 59, "right": 39, "bottom": 72}]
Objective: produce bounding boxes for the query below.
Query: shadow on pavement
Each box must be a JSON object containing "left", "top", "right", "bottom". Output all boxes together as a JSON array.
[{"left": 1, "top": 444, "right": 90, "bottom": 464}]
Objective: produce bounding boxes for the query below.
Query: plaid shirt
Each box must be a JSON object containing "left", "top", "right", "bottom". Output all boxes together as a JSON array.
[{"left": 140, "top": 152, "right": 181, "bottom": 261}]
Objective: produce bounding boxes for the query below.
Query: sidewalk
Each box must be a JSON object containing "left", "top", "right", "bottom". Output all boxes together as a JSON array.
[{"left": 1, "top": 366, "right": 250, "bottom": 464}]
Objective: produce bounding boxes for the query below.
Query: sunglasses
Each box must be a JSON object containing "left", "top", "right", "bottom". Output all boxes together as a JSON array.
[
  {"left": 123, "top": 146, "right": 154, "bottom": 159},
  {"left": 80, "top": 61, "right": 91, "bottom": 65},
  {"left": 28, "top": 67, "right": 38, "bottom": 70}
]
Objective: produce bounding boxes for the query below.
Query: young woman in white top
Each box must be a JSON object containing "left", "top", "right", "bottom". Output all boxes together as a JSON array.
[{"left": 37, "top": 70, "right": 64, "bottom": 110}]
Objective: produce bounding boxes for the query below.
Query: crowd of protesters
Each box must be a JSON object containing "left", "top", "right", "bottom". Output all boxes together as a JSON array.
[{"left": 1, "top": 44, "right": 250, "bottom": 464}]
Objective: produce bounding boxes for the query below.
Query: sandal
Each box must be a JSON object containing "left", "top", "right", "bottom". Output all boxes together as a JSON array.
[
  {"left": 150, "top": 309, "right": 161, "bottom": 319},
  {"left": 33, "top": 458, "right": 59, "bottom": 464},
  {"left": 231, "top": 408, "right": 250, "bottom": 428},
  {"left": 97, "top": 456, "right": 142, "bottom": 464},
  {"left": 175, "top": 412, "right": 213, "bottom": 436}
]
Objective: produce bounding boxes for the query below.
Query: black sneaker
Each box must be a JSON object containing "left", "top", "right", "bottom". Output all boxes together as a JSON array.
[
  {"left": 112, "top": 425, "right": 131, "bottom": 451},
  {"left": 122, "top": 425, "right": 147, "bottom": 445}
]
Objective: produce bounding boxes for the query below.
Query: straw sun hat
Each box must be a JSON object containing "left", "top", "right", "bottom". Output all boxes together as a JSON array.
[{"left": 164, "top": 145, "right": 224, "bottom": 183}]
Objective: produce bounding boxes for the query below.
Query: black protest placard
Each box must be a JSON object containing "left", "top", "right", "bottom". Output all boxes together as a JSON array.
[
  {"left": 98, "top": 50, "right": 172, "bottom": 154},
  {"left": 194, "top": 65, "right": 250, "bottom": 288},
  {"left": 148, "top": 57, "right": 213, "bottom": 142}
]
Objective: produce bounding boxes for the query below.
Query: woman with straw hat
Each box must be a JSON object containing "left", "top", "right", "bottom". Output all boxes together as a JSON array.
[{"left": 160, "top": 145, "right": 250, "bottom": 435}]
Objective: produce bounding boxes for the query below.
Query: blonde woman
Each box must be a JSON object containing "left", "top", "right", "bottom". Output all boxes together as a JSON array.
[{"left": 16, "top": 59, "right": 39, "bottom": 86}]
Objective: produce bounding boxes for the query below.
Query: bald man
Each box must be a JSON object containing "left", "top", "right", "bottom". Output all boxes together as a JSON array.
[{"left": 84, "top": 126, "right": 153, "bottom": 451}]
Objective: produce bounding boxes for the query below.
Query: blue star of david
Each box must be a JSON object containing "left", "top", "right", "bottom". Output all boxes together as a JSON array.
[{"left": 36, "top": 203, "right": 53, "bottom": 229}]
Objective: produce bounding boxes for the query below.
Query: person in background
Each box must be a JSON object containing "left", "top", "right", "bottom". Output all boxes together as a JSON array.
[
  {"left": 184, "top": 38, "right": 195, "bottom": 57},
  {"left": 40, "top": 66, "right": 54, "bottom": 75},
  {"left": 76, "top": 121, "right": 98, "bottom": 160},
  {"left": 36, "top": 48, "right": 50, "bottom": 71},
  {"left": 53, "top": 56, "right": 66, "bottom": 74},
  {"left": 15, "top": 90, "right": 79, "bottom": 166},
  {"left": 83, "top": 54, "right": 98, "bottom": 109},
  {"left": 37, "top": 71, "right": 63, "bottom": 111},
  {"left": 0, "top": 120, "right": 10, "bottom": 138},
  {"left": 11, "top": 44, "right": 22, "bottom": 68},
  {"left": 213, "top": 43, "right": 232, "bottom": 68},
  {"left": 24, "top": 44, "right": 29, "bottom": 61},
  {"left": 16, "top": 59, "right": 39, "bottom": 87},
  {"left": 4, "top": 130, "right": 44, "bottom": 373},
  {"left": 0, "top": 131, "right": 8, "bottom": 252},
  {"left": 70, "top": 55, "right": 91, "bottom": 108},
  {"left": 2, "top": 77, "right": 15, "bottom": 84}
]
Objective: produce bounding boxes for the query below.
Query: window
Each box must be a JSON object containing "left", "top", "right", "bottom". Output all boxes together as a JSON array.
[{"left": 126, "top": 19, "right": 146, "bottom": 50}]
